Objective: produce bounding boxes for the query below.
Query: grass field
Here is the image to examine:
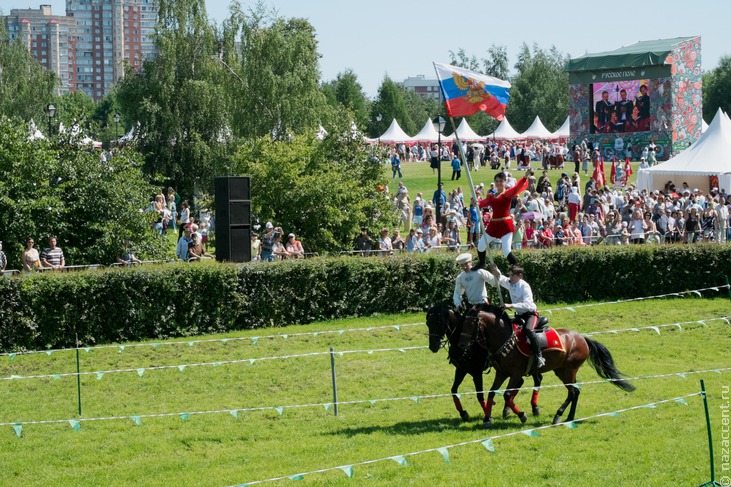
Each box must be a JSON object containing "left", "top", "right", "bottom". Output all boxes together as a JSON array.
[{"left": 0, "top": 294, "right": 728, "bottom": 486}]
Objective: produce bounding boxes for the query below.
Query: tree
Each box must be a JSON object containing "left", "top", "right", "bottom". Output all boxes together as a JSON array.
[
  {"left": 230, "top": 115, "right": 396, "bottom": 252},
  {"left": 115, "top": 0, "right": 232, "bottom": 197},
  {"left": 0, "top": 22, "right": 57, "bottom": 123},
  {"left": 369, "top": 76, "right": 415, "bottom": 137},
  {"left": 703, "top": 55, "right": 731, "bottom": 120},
  {"left": 0, "top": 118, "right": 168, "bottom": 269},
  {"left": 507, "top": 43, "right": 569, "bottom": 133},
  {"left": 321, "top": 69, "right": 370, "bottom": 130}
]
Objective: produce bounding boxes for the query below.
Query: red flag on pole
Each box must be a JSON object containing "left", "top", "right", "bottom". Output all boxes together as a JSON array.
[
  {"left": 610, "top": 160, "right": 617, "bottom": 184},
  {"left": 593, "top": 157, "right": 606, "bottom": 188}
]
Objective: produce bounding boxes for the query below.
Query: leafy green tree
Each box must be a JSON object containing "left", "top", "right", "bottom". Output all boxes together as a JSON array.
[
  {"left": 0, "top": 118, "right": 168, "bottom": 269},
  {"left": 321, "top": 69, "right": 370, "bottom": 129},
  {"left": 0, "top": 22, "right": 57, "bottom": 122},
  {"left": 507, "top": 43, "right": 569, "bottom": 133},
  {"left": 369, "top": 76, "right": 416, "bottom": 137},
  {"left": 401, "top": 88, "right": 441, "bottom": 135},
  {"left": 703, "top": 55, "right": 731, "bottom": 120},
  {"left": 115, "top": 0, "right": 231, "bottom": 197},
  {"left": 230, "top": 115, "right": 396, "bottom": 252}
]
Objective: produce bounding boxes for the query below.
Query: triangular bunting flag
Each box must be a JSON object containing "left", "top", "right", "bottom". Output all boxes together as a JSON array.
[
  {"left": 275, "top": 406, "right": 284, "bottom": 416},
  {"left": 213, "top": 362, "right": 223, "bottom": 367},
  {"left": 12, "top": 423, "right": 22, "bottom": 438},
  {"left": 69, "top": 420, "right": 81, "bottom": 431},
  {"left": 437, "top": 447, "right": 450, "bottom": 465},
  {"left": 251, "top": 337, "right": 259, "bottom": 345},
  {"left": 563, "top": 421, "right": 578, "bottom": 429},
  {"left": 312, "top": 332, "right": 319, "bottom": 337},
  {"left": 221, "top": 339, "right": 229, "bottom": 345},
  {"left": 9, "top": 353, "right": 15, "bottom": 361},
  {"left": 642, "top": 403, "right": 657, "bottom": 409},
  {"left": 692, "top": 290, "right": 702, "bottom": 297},
  {"left": 248, "top": 359, "right": 255, "bottom": 365},
  {"left": 179, "top": 413, "right": 190, "bottom": 421},
  {"left": 136, "top": 368, "right": 145, "bottom": 377},
  {"left": 410, "top": 397, "right": 420, "bottom": 404},
  {"left": 46, "top": 350, "right": 53, "bottom": 356},
  {"left": 324, "top": 403, "right": 332, "bottom": 411},
  {"left": 367, "top": 350, "right": 374, "bottom": 355},
  {"left": 698, "top": 321, "right": 706, "bottom": 327},
  {"left": 83, "top": 347, "right": 91, "bottom": 353},
  {"left": 393, "top": 325, "right": 401, "bottom": 331},
  {"left": 282, "top": 335, "right": 288, "bottom": 340},
  {"left": 521, "top": 429, "right": 540, "bottom": 437},
  {"left": 674, "top": 398, "right": 688, "bottom": 406},
  {"left": 609, "top": 412, "right": 621, "bottom": 417},
  {"left": 673, "top": 324, "right": 683, "bottom": 330},
  {"left": 338, "top": 330, "right": 345, "bottom": 335},
  {"left": 369, "top": 400, "right": 377, "bottom": 405},
  {"left": 649, "top": 326, "right": 660, "bottom": 335},
  {"left": 339, "top": 465, "right": 354, "bottom": 478},
  {"left": 96, "top": 372, "right": 104, "bottom": 380},
  {"left": 118, "top": 346, "right": 125, "bottom": 353},
  {"left": 177, "top": 365, "right": 186, "bottom": 372},
  {"left": 152, "top": 343, "right": 162, "bottom": 348},
  {"left": 630, "top": 328, "right": 639, "bottom": 332},
  {"left": 131, "top": 416, "right": 141, "bottom": 426},
  {"left": 677, "top": 373, "right": 687, "bottom": 379},
  {"left": 566, "top": 307, "right": 576, "bottom": 313},
  {"left": 228, "top": 410, "right": 239, "bottom": 419},
  {"left": 52, "top": 374, "right": 61, "bottom": 380},
  {"left": 391, "top": 455, "right": 408, "bottom": 466},
  {"left": 338, "top": 352, "right": 344, "bottom": 357},
  {"left": 545, "top": 310, "right": 552, "bottom": 315},
  {"left": 288, "top": 474, "right": 303, "bottom": 480},
  {"left": 188, "top": 341, "right": 195, "bottom": 347},
  {"left": 398, "top": 348, "right": 406, "bottom": 353},
  {"left": 454, "top": 393, "right": 462, "bottom": 399},
  {"left": 722, "top": 318, "right": 730, "bottom": 324},
  {"left": 482, "top": 438, "right": 495, "bottom": 453}
]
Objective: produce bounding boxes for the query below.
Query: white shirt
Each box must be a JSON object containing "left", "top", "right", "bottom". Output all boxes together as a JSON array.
[
  {"left": 496, "top": 271, "right": 536, "bottom": 314},
  {"left": 453, "top": 269, "right": 498, "bottom": 308}
]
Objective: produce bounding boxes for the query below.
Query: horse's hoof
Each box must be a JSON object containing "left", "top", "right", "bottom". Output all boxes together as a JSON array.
[
  {"left": 502, "top": 406, "right": 511, "bottom": 420},
  {"left": 460, "top": 410, "right": 470, "bottom": 422},
  {"left": 482, "top": 418, "right": 492, "bottom": 428},
  {"left": 552, "top": 415, "right": 562, "bottom": 425},
  {"left": 532, "top": 406, "right": 541, "bottom": 416},
  {"left": 518, "top": 412, "right": 527, "bottom": 424}
]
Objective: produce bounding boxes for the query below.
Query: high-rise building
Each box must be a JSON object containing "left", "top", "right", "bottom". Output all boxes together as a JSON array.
[
  {"left": 400, "top": 75, "right": 441, "bottom": 100},
  {"left": 3, "top": 1, "right": 158, "bottom": 100}
]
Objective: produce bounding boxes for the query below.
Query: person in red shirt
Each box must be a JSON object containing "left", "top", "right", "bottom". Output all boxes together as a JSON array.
[{"left": 475, "top": 171, "right": 530, "bottom": 269}]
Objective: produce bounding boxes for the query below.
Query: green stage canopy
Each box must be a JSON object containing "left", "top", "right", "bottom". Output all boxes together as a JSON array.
[{"left": 565, "top": 36, "right": 698, "bottom": 72}]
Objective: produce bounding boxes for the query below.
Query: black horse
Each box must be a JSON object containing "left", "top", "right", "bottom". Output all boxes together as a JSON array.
[{"left": 426, "top": 303, "right": 543, "bottom": 424}]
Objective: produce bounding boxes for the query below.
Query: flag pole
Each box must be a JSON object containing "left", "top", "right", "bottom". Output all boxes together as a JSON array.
[{"left": 448, "top": 116, "right": 504, "bottom": 307}]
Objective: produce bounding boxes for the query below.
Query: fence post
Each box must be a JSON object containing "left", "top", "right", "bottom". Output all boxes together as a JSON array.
[
  {"left": 725, "top": 276, "right": 731, "bottom": 302},
  {"left": 330, "top": 347, "right": 338, "bottom": 417},
  {"left": 75, "top": 334, "right": 82, "bottom": 416},
  {"left": 698, "top": 379, "right": 721, "bottom": 486}
]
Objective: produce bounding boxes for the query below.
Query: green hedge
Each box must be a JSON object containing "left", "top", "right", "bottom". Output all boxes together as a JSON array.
[{"left": 1, "top": 245, "right": 729, "bottom": 352}]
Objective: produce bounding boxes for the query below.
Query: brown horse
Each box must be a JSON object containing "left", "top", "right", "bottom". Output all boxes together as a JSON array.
[
  {"left": 426, "top": 304, "right": 543, "bottom": 423},
  {"left": 472, "top": 308, "right": 635, "bottom": 426}
]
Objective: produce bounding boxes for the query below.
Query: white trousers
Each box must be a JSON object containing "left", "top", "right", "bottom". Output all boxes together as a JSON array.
[{"left": 477, "top": 232, "right": 513, "bottom": 258}]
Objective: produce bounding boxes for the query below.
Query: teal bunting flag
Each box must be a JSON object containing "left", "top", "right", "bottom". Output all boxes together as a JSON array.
[
  {"left": 312, "top": 332, "right": 319, "bottom": 337},
  {"left": 275, "top": 407, "right": 284, "bottom": 416},
  {"left": 410, "top": 397, "right": 420, "bottom": 404},
  {"left": 288, "top": 474, "right": 303, "bottom": 480},
  {"left": 46, "top": 350, "right": 53, "bottom": 356},
  {"left": 521, "top": 429, "right": 540, "bottom": 437},
  {"left": 393, "top": 325, "right": 401, "bottom": 331},
  {"left": 339, "top": 466, "right": 354, "bottom": 478},
  {"left": 482, "top": 438, "right": 495, "bottom": 453},
  {"left": 136, "top": 368, "right": 145, "bottom": 377},
  {"left": 69, "top": 420, "right": 81, "bottom": 431},
  {"left": 563, "top": 421, "right": 578, "bottom": 429},
  {"left": 179, "top": 413, "right": 190, "bottom": 421},
  {"left": 83, "top": 347, "right": 91, "bottom": 353},
  {"left": 9, "top": 353, "right": 15, "bottom": 361},
  {"left": 642, "top": 403, "right": 657, "bottom": 409},
  {"left": 52, "top": 374, "right": 61, "bottom": 380},
  {"left": 282, "top": 335, "right": 288, "bottom": 339},
  {"left": 118, "top": 346, "right": 125, "bottom": 353},
  {"left": 248, "top": 359, "right": 256, "bottom": 365},
  {"left": 177, "top": 365, "right": 186, "bottom": 372},
  {"left": 437, "top": 447, "right": 450, "bottom": 464},
  {"left": 131, "top": 416, "right": 141, "bottom": 426},
  {"left": 228, "top": 410, "right": 239, "bottom": 419},
  {"left": 12, "top": 423, "right": 22, "bottom": 438},
  {"left": 391, "top": 455, "right": 408, "bottom": 466},
  {"left": 650, "top": 326, "right": 660, "bottom": 335},
  {"left": 566, "top": 307, "right": 576, "bottom": 312},
  {"left": 96, "top": 372, "right": 104, "bottom": 380},
  {"left": 338, "top": 330, "right": 345, "bottom": 335},
  {"left": 152, "top": 343, "right": 162, "bottom": 348},
  {"left": 323, "top": 403, "right": 332, "bottom": 411},
  {"left": 251, "top": 337, "right": 259, "bottom": 345},
  {"left": 674, "top": 398, "right": 688, "bottom": 405},
  {"left": 677, "top": 373, "right": 687, "bottom": 379},
  {"left": 188, "top": 341, "right": 195, "bottom": 347},
  {"left": 609, "top": 411, "right": 621, "bottom": 417},
  {"left": 367, "top": 350, "right": 373, "bottom": 355},
  {"left": 369, "top": 400, "right": 377, "bottom": 405},
  {"left": 221, "top": 339, "right": 229, "bottom": 344}
]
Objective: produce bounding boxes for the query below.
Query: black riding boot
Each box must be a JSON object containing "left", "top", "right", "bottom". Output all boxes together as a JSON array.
[
  {"left": 523, "top": 326, "right": 545, "bottom": 368},
  {"left": 507, "top": 252, "right": 518, "bottom": 265},
  {"left": 472, "top": 250, "right": 486, "bottom": 271}
]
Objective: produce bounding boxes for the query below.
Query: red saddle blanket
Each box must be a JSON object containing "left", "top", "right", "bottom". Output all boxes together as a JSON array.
[{"left": 515, "top": 326, "right": 564, "bottom": 357}]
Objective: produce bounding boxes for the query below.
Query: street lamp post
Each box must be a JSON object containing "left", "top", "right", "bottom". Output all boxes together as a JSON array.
[
  {"left": 432, "top": 115, "right": 446, "bottom": 230},
  {"left": 114, "top": 113, "right": 121, "bottom": 141},
  {"left": 46, "top": 103, "right": 56, "bottom": 137},
  {"left": 376, "top": 113, "right": 382, "bottom": 145}
]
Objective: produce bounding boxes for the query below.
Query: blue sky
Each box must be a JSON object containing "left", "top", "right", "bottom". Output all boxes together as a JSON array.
[{"left": 13, "top": 0, "right": 730, "bottom": 97}]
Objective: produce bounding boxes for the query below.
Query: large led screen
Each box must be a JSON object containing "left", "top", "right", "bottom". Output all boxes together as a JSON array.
[{"left": 590, "top": 80, "right": 651, "bottom": 134}]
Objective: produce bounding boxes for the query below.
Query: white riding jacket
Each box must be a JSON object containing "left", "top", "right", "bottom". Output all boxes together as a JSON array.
[{"left": 453, "top": 269, "right": 498, "bottom": 308}]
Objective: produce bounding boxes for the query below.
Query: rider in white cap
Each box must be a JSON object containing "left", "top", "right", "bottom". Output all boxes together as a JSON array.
[{"left": 453, "top": 252, "right": 499, "bottom": 351}]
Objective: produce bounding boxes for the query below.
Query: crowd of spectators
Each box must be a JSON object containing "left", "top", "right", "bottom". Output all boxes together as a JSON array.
[{"left": 249, "top": 222, "right": 306, "bottom": 262}]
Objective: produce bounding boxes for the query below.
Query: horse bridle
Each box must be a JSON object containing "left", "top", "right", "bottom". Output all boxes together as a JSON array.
[{"left": 428, "top": 308, "right": 459, "bottom": 350}]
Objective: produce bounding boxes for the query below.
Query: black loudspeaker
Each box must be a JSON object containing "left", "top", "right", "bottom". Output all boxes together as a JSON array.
[{"left": 215, "top": 176, "right": 251, "bottom": 262}]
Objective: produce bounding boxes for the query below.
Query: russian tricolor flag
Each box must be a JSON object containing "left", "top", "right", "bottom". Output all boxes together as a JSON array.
[{"left": 433, "top": 62, "right": 511, "bottom": 120}]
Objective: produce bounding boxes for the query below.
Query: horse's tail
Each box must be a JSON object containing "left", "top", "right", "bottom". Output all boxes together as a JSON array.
[{"left": 585, "top": 337, "right": 636, "bottom": 392}]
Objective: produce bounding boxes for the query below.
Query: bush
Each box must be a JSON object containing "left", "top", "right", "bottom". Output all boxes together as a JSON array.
[{"left": 0, "top": 244, "right": 729, "bottom": 352}]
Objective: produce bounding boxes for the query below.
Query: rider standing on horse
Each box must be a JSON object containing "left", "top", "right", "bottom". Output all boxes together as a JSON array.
[
  {"left": 490, "top": 264, "right": 546, "bottom": 368},
  {"left": 453, "top": 252, "right": 499, "bottom": 351},
  {"left": 475, "top": 170, "right": 531, "bottom": 269}
]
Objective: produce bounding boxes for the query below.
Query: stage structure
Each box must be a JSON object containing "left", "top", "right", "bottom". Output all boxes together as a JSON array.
[{"left": 565, "top": 36, "right": 701, "bottom": 162}]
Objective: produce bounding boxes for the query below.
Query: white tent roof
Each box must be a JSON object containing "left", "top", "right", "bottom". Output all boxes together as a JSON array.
[
  {"left": 701, "top": 118, "right": 709, "bottom": 133},
  {"left": 491, "top": 117, "right": 521, "bottom": 140},
  {"left": 521, "top": 116, "right": 553, "bottom": 139},
  {"left": 637, "top": 108, "right": 731, "bottom": 193},
  {"left": 550, "top": 116, "right": 570, "bottom": 139},
  {"left": 454, "top": 118, "right": 483, "bottom": 142},
  {"left": 377, "top": 119, "right": 413, "bottom": 144},
  {"left": 411, "top": 118, "right": 440, "bottom": 143}
]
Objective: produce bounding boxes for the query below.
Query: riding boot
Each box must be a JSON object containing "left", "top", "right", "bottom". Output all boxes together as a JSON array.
[
  {"left": 523, "top": 326, "right": 545, "bottom": 368},
  {"left": 472, "top": 250, "right": 486, "bottom": 271},
  {"left": 507, "top": 251, "right": 518, "bottom": 266}
]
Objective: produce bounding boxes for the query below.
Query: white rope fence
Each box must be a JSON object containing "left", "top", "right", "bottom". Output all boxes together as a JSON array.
[
  {"left": 1, "top": 367, "right": 725, "bottom": 433},
  {"left": 229, "top": 392, "right": 703, "bottom": 486}
]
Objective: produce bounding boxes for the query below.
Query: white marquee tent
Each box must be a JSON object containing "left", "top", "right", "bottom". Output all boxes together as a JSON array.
[
  {"left": 410, "top": 118, "right": 453, "bottom": 144},
  {"left": 550, "top": 116, "right": 570, "bottom": 139},
  {"left": 489, "top": 116, "right": 521, "bottom": 140},
  {"left": 521, "top": 116, "right": 553, "bottom": 139},
  {"left": 377, "top": 119, "right": 413, "bottom": 144},
  {"left": 453, "top": 118, "right": 483, "bottom": 141},
  {"left": 637, "top": 108, "right": 731, "bottom": 193}
]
